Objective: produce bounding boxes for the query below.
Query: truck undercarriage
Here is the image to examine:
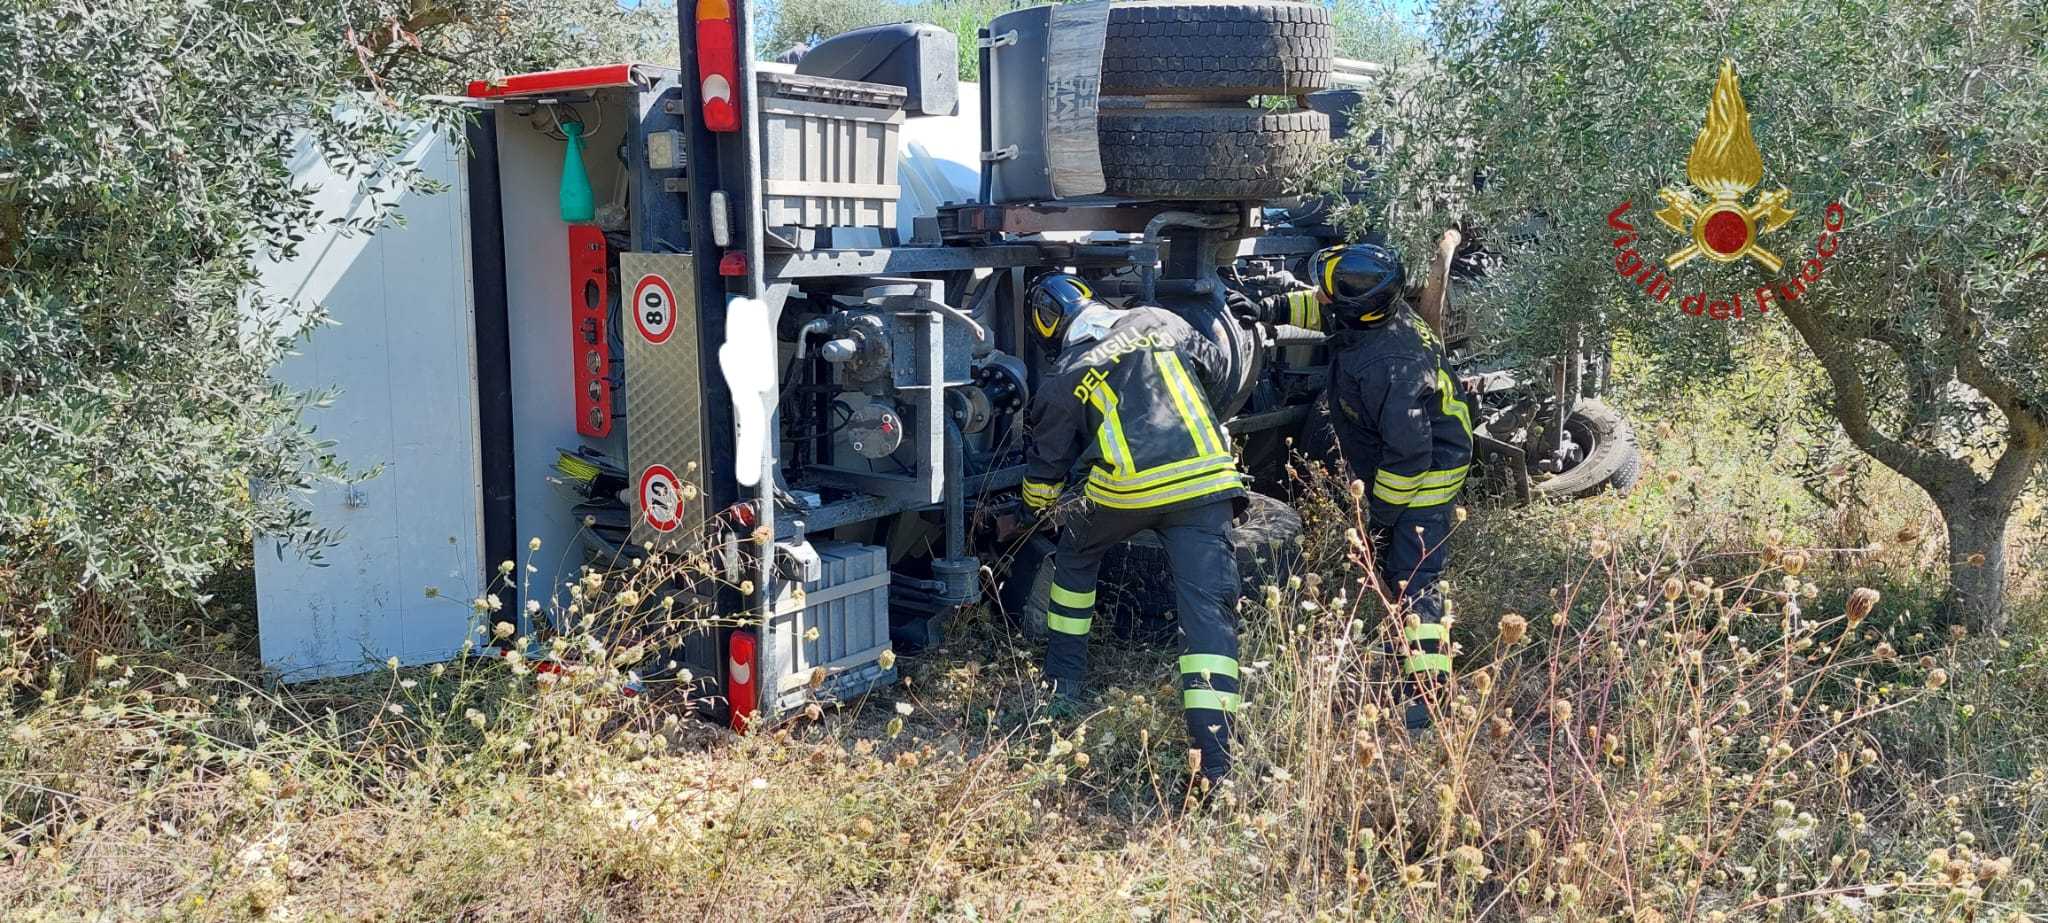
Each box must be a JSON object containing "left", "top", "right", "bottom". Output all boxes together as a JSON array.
[{"left": 255, "top": 0, "right": 1633, "bottom": 718}]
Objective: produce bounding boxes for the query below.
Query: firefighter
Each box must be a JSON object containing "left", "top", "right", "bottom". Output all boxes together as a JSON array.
[
  {"left": 1230, "top": 244, "right": 1470, "bottom": 730},
  {"left": 1019, "top": 273, "right": 1246, "bottom": 784}
]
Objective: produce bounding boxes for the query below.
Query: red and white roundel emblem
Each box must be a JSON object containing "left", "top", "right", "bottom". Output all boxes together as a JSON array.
[
  {"left": 638, "top": 464, "right": 683, "bottom": 533},
  {"left": 631, "top": 274, "right": 677, "bottom": 345}
]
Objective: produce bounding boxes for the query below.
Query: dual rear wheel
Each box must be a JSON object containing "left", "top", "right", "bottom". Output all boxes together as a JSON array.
[{"left": 1093, "top": 1, "right": 1336, "bottom": 200}]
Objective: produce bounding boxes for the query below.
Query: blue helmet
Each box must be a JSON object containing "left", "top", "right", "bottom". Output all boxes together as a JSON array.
[
  {"left": 1310, "top": 244, "right": 1405, "bottom": 326},
  {"left": 1026, "top": 272, "right": 1098, "bottom": 345}
]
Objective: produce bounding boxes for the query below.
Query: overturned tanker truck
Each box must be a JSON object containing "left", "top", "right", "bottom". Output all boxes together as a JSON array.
[{"left": 256, "top": 0, "right": 1634, "bottom": 724}]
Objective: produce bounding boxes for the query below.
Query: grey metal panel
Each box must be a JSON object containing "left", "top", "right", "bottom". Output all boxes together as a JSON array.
[
  {"left": 756, "top": 72, "right": 906, "bottom": 229},
  {"left": 764, "top": 541, "right": 896, "bottom": 714},
  {"left": 765, "top": 244, "right": 1042, "bottom": 278},
  {"left": 254, "top": 126, "right": 483, "bottom": 680},
  {"left": 632, "top": 80, "right": 690, "bottom": 253},
  {"left": 985, "top": 2, "right": 1109, "bottom": 204},
  {"left": 619, "top": 252, "right": 711, "bottom": 552}
]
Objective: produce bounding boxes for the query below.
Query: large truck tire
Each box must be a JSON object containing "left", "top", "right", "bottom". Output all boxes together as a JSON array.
[
  {"left": 998, "top": 493, "right": 1305, "bottom": 641},
  {"left": 1533, "top": 400, "right": 1642, "bottom": 499},
  {"left": 1101, "top": 0, "right": 1334, "bottom": 98},
  {"left": 1097, "top": 492, "right": 1304, "bottom": 622},
  {"left": 1097, "top": 108, "right": 1329, "bottom": 200}
]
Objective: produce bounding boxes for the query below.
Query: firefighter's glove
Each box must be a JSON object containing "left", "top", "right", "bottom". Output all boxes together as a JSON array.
[{"left": 1225, "top": 289, "right": 1265, "bottom": 325}]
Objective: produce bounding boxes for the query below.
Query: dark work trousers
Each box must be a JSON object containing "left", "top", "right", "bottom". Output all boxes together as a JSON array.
[
  {"left": 1043, "top": 498, "right": 1242, "bottom": 781},
  {"left": 1371, "top": 503, "right": 1454, "bottom": 723}
]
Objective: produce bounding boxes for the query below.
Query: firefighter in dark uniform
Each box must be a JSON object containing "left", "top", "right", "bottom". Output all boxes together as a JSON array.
[
  {"left": 1020, "top": 273, "right": 1246, "bottom": 783},
  {"left": 1233, "top": 244, "right": 1471, "bottom": 729}
]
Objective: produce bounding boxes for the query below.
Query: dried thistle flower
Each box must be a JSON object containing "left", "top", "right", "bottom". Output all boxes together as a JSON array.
[
  {"left": 1926, "top": 668, "right": 1949, "bottom": 690},
  {"left": 1589, "top": 539, "right": 1613, "bottom": 558},
  {"left": 1450, "top": 844, "right": 1488, "bottom": 880},
  {"left": 1662, "top": 577, "right": 1684, "bottom": 602},
  {"left": 1845, "top": 587, "right": 1880, "bottom": 626},
  {"left": 1355, "top": 736, "right": 1379, "bottom": 769},
  {"left": 1551, "top": 699, "right": 1574, "bottom": 724},
  {"left": 1782, "top": 552, "right": 1807, "bottom": 576}
]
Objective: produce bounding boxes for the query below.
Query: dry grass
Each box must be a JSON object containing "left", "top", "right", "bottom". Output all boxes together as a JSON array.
[{"left": 6, "top": 373, "right": 2048, "bottom": 920}]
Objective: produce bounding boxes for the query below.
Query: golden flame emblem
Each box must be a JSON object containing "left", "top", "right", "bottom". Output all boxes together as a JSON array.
[{"left": 1655, "top": 60, "right": 1795, "bottom": 272}]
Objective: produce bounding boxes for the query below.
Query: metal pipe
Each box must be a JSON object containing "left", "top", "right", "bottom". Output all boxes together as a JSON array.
[
  {"left": 944, "top": 417, "right": 966, "bottom": 559},
  {"left": 1270, "top": 324, "right": 1326, "bottom": 347},
  {"left": 1137, "top": 211, "right": 1238, "bottom": 303},
  {"left": 927, "top": 297, "right": 989, "bottom": 346},
  {"left": 791, "top": 316, "right": 831, "bottom": 359}
]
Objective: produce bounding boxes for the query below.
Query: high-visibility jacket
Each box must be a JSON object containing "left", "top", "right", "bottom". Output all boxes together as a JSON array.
[
  {"left": 1022, "top": 307, "right": 1245, "bottom": 513},
  {"left": 1327, "top": 308, "right": 1474, "bottom": 529}
]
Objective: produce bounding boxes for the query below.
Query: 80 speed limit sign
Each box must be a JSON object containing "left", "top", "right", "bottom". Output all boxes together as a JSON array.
[{"left": 631, "top": 274, "right": 676, "bottom": 345}]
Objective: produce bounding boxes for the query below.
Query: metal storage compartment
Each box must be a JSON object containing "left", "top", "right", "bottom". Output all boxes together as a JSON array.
[
  {"left": 757, "top": 71, "right": 906, "bottom": 230},
  {"left": 765, "top": 541, "right": 896, "bottom": 713}
]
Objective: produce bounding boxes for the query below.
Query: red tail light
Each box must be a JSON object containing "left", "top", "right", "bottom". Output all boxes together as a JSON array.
[
  {"left": 728, "top": 630, "right": 757, "bottom": 731},
  {"left": 696, "top": 0, "right": 740, "bottom": 132}
]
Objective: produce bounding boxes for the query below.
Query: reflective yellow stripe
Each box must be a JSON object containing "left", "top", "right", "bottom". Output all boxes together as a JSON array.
[
  {"left": 1178, "top": 654, "right": 1239, "bottom": 679},
  {"left": 1438, "top": 369, "right": 1472, "bottom": 436},
  {"left": 1409, "top": 484, "right": 1461, "bottom": 508},
  {"left": 1088, "top": 469, "right": 1241, "bottom": 509},
  {"left": 1404, "top": 653, "right": 1453, "bottom": 674},
  {"left": 1375, "top": 466, "right": 1466, "bottom": 506},
  {"left": 1183, "top": 689, "right": 1242, "bottom": 712},
  {"left": 1376, "top": 468, "right": 1428, "bottom": 489},
  {"left": 1085, "top": 384, "right": 1137, "bottom": 478},
  {"left": 1047, "top": 613, "right": 1092, "bottom": 636},
  {"left": 1086, "top": 461, "right": 1239, "bottom": 509},
  {"left": 1089, "top": 451, "right": 1236, "bottom": 493},
  {"left": 1049, "top": 583, "right": 1095, "bottom": 610},
  {"left": 1288, "top": 290, "right": 1318, "bottom": 328},
  {"left": 1157, "top": 354, "right": 1223, "bottom": 457},
  {"left": 1422, "top": 465, "right": 1469, "bottom": 486},
  {"left": 1406, "top": 623, "right": 1448, "bottom": 643}
]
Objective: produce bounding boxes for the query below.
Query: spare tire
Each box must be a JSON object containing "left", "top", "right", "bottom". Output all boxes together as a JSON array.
[
  {"left": 998, "top": 492, "right": 1305, "bottom": 641},
  {"left": 1101, "top": 0, "right": 1333, "bottom": 98},
  {"left": 1098, "top": 108, "right": 1330, "bottom": 200},
  {"left": 1533, "top": 400, "right": 1642, "bottom": 499}
]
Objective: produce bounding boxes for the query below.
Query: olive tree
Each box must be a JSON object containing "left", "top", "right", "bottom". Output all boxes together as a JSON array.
[
  {"left": 0, "top": 0, "right": 667, "bottom": 635},
  {"left": 1335, "top": 0, "right": 2047, "bottom": 632}
]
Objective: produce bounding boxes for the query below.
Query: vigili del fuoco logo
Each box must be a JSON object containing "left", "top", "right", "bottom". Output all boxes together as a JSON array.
[{"left": 1605, "top": 60, "right": 1846, "bottom": 321}]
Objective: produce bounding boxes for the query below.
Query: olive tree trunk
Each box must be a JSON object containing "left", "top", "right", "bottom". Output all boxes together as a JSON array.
[
  {"left": 1777, "top": 292, "right": 2044, "bottom": 636},
  {"left": 1943, "top": 500, "right": 2010, "bottom": 634}
]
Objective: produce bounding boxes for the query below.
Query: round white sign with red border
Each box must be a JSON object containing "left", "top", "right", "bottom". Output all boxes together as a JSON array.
[
  {"left": 632, "top": 274, "right": 676, "bottom": 345},
  {"left": 638, "top": 464, "right": 683, "bottom": 533}
]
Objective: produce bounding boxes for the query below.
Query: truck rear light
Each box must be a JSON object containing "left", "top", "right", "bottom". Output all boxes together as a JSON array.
[
  {"left": 708, "top": 190, "right": 732, "bottom": 247},
  {"left": 718, "top": 251, "right": 749, "bottom": 277},
  {"left": 728, "top": 630, "right": 757, "bottom": 730},
  {"left": 723, "top": 500, "right": 758, "bottom": 529},
  {"left": 696, "top": 0, "right": 740, "bottom": 132}
]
